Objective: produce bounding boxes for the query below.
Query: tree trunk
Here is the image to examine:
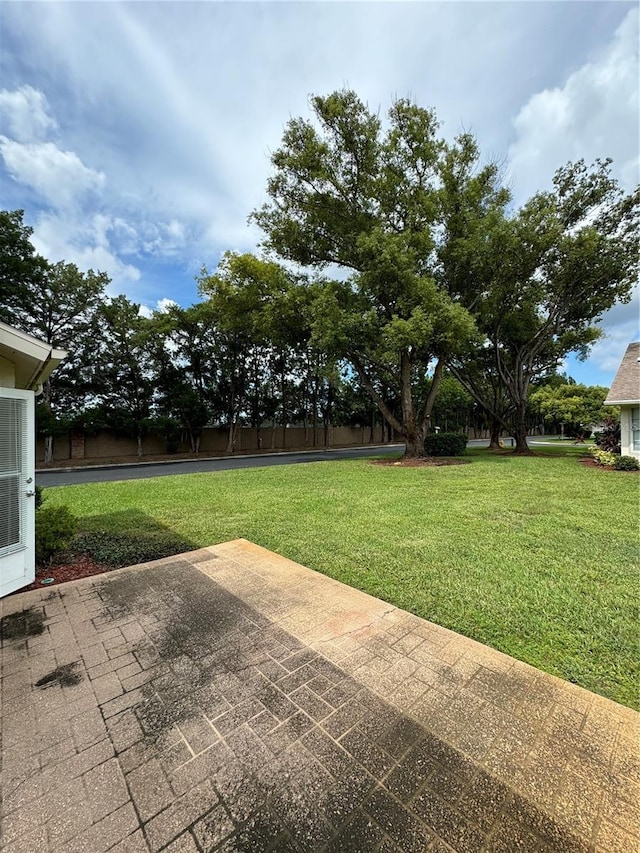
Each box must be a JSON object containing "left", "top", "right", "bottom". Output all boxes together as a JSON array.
[
  {"left": 488, "top": 418, "right": 502, "bottom": 449},
  {"left": 404, "top": 433, "right": 424, "bottom": 458},
  {"left": 136, "top": 431, "right": 143, "bottom": 457},
  {"left": 312, "top": 381, "right": 318, "bottom": 447},
  {"left": 44, "top": 435, "right": 54, "bottom": 464},
  {"left": 280, "top": 355, "right": 287, "bottom": 449},
  {"left": 514, "top": 403, "right": 531, "bottom": 453},
  {"left": 400, "top": 351, "right": 423, "bottom": 458}
]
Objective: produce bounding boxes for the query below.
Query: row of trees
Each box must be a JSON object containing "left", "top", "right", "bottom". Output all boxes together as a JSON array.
[
  {"left": 251, "top": 91, "right": 638, "bottom": 454},
  {"left": 1, "top": 220, "right": 396, "bottom": 459},
  {"left": 2, "top": 90, "right": 637, "bottom": 457}
]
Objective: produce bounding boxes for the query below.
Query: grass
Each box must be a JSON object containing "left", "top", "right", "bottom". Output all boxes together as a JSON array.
[{"left": 46, "top": 447, "right": 639, "bottom": 709}]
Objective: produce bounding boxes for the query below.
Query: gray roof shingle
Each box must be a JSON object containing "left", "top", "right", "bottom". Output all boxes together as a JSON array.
[{"left": 605, "top": 342, "right": 640, "bottom": 404}]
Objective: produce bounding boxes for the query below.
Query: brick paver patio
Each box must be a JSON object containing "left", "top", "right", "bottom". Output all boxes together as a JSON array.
[{"left": 1, "top": 539, "right": 638, "bottom": 852}]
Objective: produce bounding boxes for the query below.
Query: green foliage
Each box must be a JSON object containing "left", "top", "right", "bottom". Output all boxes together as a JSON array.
[
  {"left": 431, "top": 375, "right": 473, "bottom": 432},
  {"left": 424, "top": 432, "right": 468, "bottom": 456},
  {"left": 36, "top": 400, "right": 70, "bottom": 439},
  {"left": 450, "top": 159, "right": 638, "bottom": 450},
  {"left": 13, "top": 261, "right": 110, "bottom": 431},
  {"left": 71, "top": 530, "right": 192, "bottom": 568},
  {"left": 251, "top": 90, "right": 493, "bottom": 455},
  {"left": 35, "top": 505, "right": 78, "bottom": 566},
  {"left": 155, "top": 416, "right": 182, "bottom": 453},
  {"left": 0, "top": 209, "right": 48, "bottom": 325},
  {"left": 34, "top": 484, "right": 45, "bottom": 511},
  {"left": 530, "top": 383, "right": 615, "bottom": 435},
  {"left": 614, "top": 455, "right": 639, "bottom": 471},
  {"left": 591, "top": 447, "right": 618, "bottom": 467},
  {"left": 594, "top": 416, "right": 621, "bottom": 453},
  {"left": 93, "top": 296, "right": 156, "bottom": 454}
]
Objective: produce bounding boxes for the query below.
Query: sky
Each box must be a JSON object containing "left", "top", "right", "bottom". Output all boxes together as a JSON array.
[{"left": 0, "top": 1, "right": 638, "bottom": 387}]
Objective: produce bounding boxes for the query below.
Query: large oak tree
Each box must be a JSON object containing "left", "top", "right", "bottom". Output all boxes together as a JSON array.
[
  {"left": 251, "top": 90, "right": 503, "bottom": 456},
  {"left": 448, "top": 159, "right": 639, "bottom": 451}
]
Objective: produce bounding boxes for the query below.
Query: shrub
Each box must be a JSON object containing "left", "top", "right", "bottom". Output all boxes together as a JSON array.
[
  {"left": 591, "top": 448, "right": 618, "bottom": 467},
  {"left": 35, "top": 505, "right": 78, "bottom": 566},
  {"left": 593, "top": 417, "right": 621, "bottom": 453},
  {"left": 71, "top": 530, "right": 192, "bottom": 568},
  {"left": 34, "top": 484, "right": 44, "bottom": 510},
  {"left": 156, "top": 416, "right": 182, "bottom": 454},
  {"left": 614, "top": 455, "right": 639, "bottom": 471},
  {"left": 424, "top": 432, "right": 468, "bottom": 457}
]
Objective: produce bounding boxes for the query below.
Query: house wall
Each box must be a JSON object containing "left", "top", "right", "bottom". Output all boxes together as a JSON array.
[
  {"left": 619, "top": 405, "right": 640, "bottom": 460},
  {"left": 0, "top": 356, "right": 16, "bottom": 388}
]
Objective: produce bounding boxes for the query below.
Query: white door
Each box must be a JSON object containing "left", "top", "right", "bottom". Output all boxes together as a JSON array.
[{"left": 0, "top": 388, "right": 35, "bottom": 597}]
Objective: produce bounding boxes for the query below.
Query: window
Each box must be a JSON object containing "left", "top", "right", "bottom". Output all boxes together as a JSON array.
[
  {"left": 0, "top": 397, "right": 25, "bottom": 553},
  {"left": 632, "top": 407, "right": 640, "bottom": 452}
]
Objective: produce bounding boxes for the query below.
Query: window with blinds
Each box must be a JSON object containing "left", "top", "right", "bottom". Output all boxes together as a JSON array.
[
  {"left": 0, "top": 397, "right": 26, "bottom": 555},
  {"left": 632, "top": 407, "right": 640, "bottom": 453}
]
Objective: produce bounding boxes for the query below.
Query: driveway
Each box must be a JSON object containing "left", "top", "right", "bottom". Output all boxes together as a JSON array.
[{"left": 1, "top": 540, "right": 637, "bottom": 852}]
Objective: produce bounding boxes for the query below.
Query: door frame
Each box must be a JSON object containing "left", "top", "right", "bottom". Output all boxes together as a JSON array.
[{"left": 0, "top": 387, "right": 35, "bottom": 597}]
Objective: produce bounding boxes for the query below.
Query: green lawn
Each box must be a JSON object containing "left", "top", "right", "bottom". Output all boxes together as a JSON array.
[{"left": 46, "top": 449, "right": 639, "bottom": 709}]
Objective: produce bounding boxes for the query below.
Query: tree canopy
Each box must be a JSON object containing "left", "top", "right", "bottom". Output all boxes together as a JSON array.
[
  {"left": 252, "top": 90, "right": 499, "bottom": 456},
  {"left": 0, "top": 210, "right": 48, "bottom": 325},
  {"left": 2, "top": 90, "right": 637, "bottom": 460},
  {"left": 450, "top": 158, "right": 639, "bottom": 450}
]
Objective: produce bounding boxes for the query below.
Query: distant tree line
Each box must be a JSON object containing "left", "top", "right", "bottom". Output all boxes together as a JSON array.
[{"left": 1, "top": 90, "right": 637, "bottom": 458}]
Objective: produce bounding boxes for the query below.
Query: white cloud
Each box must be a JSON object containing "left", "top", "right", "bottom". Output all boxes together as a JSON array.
[
  {"left": 138, "top": 298, "right": 178, "bottom": 319},
  {"left": 0, "top": 85, "right": 57, "bottom": 142},
  {"left": 31, "top": 212, "right": 141, "bottom": 290},
  {"left": 507, "top": 8, "right": 639, "bottom": 201},
  {"left": 0, "top": 137, "right": 105, "bottom": 210},
  {"left": 589, "top": 285, "right": 640, "bottom": 372},
  {"left": 140, "top": 220, "right": 187, "bottom": 255}
]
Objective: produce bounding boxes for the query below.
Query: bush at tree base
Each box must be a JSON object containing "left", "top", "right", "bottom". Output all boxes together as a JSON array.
[
  {"left": 424, "top": 432, "right": 468, "bottom": 457},
  {"left": 35, "top": 505, "right": 78, "bottom": 566}
]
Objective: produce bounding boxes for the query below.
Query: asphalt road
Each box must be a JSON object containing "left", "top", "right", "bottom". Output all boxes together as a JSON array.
[
  {"left": 35, "top": 437, "right": 561, "bottom": 487},
  {"left": 36, "top": 444, "right": 406, "bottom": 486}
]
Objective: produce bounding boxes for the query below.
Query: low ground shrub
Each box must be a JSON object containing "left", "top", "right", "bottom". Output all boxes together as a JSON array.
[
  {"left": 424, "top": 432, "right": 468, "bottom": 457},
  {"left": 71, "top": 530, "right": 192, "bottom": 568},
  {"left": 614, "top": 455, "right": 639, "bottom": 471},
  {"left": 35, "top": 505, "right": 78, "bottom": 566},
  {"left": 591, "top": 447, "right": 618, "bottom": 467}
]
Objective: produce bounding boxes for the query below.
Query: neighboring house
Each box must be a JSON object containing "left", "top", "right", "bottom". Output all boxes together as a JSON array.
[
  {"left": 0, "top": 321, "right": 66, "bottom": 596},
  {"left": 605, "top": 341, "right": 640, "bottom": 461}
]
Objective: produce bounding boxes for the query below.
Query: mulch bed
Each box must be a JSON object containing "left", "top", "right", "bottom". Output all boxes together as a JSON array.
[
  {"left": 371, "top": 457, "right": 471, "bottom": 467},
  {"left": 17, "top": 554, "right": 112, "bottom": 594},
  {"left": 579, "top": 458, "right": 639, "bottom": 473}
]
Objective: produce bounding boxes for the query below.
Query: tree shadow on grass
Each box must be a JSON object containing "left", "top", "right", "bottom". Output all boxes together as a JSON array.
[{"left": 71, "top": 509, "right": 197, "bottom": 569}]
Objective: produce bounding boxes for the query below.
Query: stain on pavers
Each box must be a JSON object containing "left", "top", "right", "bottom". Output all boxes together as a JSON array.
[
  {"left": 35, "top": 661, "right": 83, "bottom": 688},
  {"left": 1, "top": 543, "right": 638, "bottom": 853},
  {"left": 0, "top": 605, "right": 45, "bottom": 639}
]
